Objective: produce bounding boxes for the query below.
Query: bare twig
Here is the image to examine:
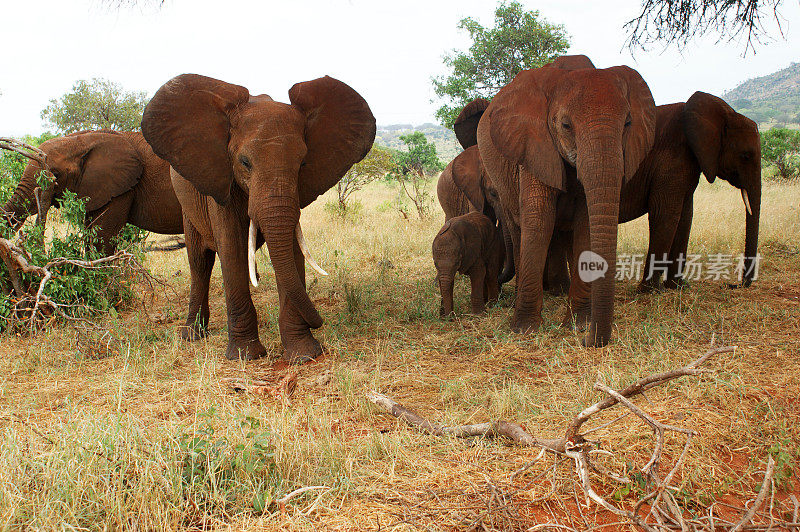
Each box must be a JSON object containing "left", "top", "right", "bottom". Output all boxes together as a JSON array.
[{"left": 730, "top": 456, "right": 776, "bottom": 532}]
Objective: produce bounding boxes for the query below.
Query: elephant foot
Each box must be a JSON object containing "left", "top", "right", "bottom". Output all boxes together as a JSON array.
[
  {"left": 664, "top": 277, "right": 690, "bottom": 290},
  {"left": 225, "top": 338, "right": 268, "bottom": 361},
  {"left": 636, "top": 280, "right": 660, "bottom": 293},
  {"left": 562, "top": 307, "right": 591, "bottom": 331},
  {"left": 282, "top": 333, "right": 323, "bottom": 365},
  {"left": 510, "top": 315, "right": 542, "bottom": 334},
  {"left": 581, "top": 328, "right": 610, "bottom": 348},
  {"left": 180, "top": 322, "right": 208, "bottom": 342}
]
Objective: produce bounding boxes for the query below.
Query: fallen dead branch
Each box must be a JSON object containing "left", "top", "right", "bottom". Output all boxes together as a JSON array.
[
  {"left": 367, "top": 345, "right": 795, "bottom": 531},
  {"left": 222, "top": 369, "right": 299, "bottom": 407}
]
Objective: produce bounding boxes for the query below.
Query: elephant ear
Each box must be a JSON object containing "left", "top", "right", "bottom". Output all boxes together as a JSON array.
[
  {"left": 546, "top": 54, "right": 595, "bottom": 70},
  {"left": 488, "top": 67, "right": 567, "bottom": 191},
  {"left": 451, "top": 146, "right": 485, "bottom": 212},
  {"left": 607, "top": 65, "right": 656, "bottom": 182},
  {"left": 682, "top": 91, "right": 731, "bottom": 183},
  {"left": 289, "top": 76, "right": 376, "bottom": 208},
  {"left": 141, "top": 74, "right": 249, "bottom": 205},
  {"left": 74, "top": 131, "right": 143, "bottom": 212},
  {"left": 453, "top": 98, "right": 490, "bottom": 149}
]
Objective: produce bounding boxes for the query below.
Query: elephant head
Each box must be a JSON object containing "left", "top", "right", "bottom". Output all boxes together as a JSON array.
[
  {"left": 683, "top": 91, "right": 761, "bottom": 286},
  {"left": 484, "top": 56, "right": 656, "bottom": 346},
  {"left": 142, "top": 74, "right": 375, "bottom": 329},
  {"left": 1, "top": 131, "right": 142, "bottom": 230}
]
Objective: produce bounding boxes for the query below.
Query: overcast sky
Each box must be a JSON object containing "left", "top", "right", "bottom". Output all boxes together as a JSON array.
[{"left": 1, "top": 0, "right": 798, "bottom": 136}]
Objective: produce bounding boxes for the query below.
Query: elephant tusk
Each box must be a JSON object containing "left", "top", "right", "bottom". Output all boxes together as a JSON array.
[
  {"left": 248, "top": 220, "right": 259, "bottom": 288},
  {"left": 741, "top": 189, "right": 753, "bottom": 216},
  {"left": 296, "top": 223, "right": 328, "bottom": 276}
]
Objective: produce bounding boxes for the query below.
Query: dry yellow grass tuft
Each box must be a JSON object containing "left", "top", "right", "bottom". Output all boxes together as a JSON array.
[{"left": 0, "top": 178, "right": 798, "bottom": 530}]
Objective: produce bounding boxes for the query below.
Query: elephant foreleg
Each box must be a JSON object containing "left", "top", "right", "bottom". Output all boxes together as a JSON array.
[
  {"left": 212, "top": 208, "right": 266, "bottom": 361},
  {"left": 84, "top": 191, "right": 135, "bottom": 256},
  {"left": 277, "top": 235, "right": 323, "bottom": 364},
  {"left": 468, "top": 261, "right": 487, "bottom": 314},
  {"left": 513, "top": 186, "right": 557, "bottom": 333},
  {"left": 181, "top": 218, "right": 214, "bottom": 341}
]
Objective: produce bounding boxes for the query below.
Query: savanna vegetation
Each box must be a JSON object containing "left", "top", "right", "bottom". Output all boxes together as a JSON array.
[
  {"left": 1, "top": 0, "right": 799, "bottom": 528},
  {"left": 0, "top": 168, "right": 798, "bottom": 528}
]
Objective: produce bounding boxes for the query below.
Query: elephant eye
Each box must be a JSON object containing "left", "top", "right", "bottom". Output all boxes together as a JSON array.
[
  {"left": 624, "top": 115, "right": 632, "bottom": 128},
  {"left": 239, "top": 155, "right": 252, "bottom": 170},
  {"left": 740, "top": 152, "right": 751, "bottom": 161}
]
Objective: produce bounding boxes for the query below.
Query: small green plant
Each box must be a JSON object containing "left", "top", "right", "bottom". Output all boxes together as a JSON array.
[
  {"left": 179, "top": 408, "right": 282, "bottom": 515},
  {"left": 767, "top": 437, "right": 798, "bottom": 490}
]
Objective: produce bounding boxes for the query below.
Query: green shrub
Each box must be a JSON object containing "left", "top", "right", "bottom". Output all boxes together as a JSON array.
[{"left": 0, "top": 190, "right": 145, "bottom": 333}]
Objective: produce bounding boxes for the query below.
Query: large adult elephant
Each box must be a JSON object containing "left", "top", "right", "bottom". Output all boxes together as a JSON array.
[
  {"left": 553, "top": 91, "right": 761, "bottom": 294},
  {"left": 141, "top": 74, "right": 375, "bottom": 363},
  {"left": 1, "top": 130, "right": 183, "bottom": 253},
  {"left": 477, "top": 54, "right": 656, "bottom": 347}
]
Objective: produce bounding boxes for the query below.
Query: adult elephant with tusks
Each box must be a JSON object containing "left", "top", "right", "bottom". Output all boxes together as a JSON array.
[
  {"left": 477, "top": 55, "right": 656, "bottom": 347},
  {"left": 142, "top": 74, "right": 375, "bottom": 363}
]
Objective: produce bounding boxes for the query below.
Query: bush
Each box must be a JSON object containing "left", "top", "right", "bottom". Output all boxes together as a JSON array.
[
  {"left": 324, "top": 198, "right": 364, "bottom": 220},
  {"left": 761, "top": 127, "right": 800, "bottom": 180},
  {"left": 0, "top": 190, "right": 145, "bottom": 334}
]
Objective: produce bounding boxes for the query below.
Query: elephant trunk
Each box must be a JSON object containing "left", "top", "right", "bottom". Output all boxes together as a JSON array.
[
  {"left": 2, "top": 162, "right": 42, "bottom": 230},
  {"left": 497, "top": 215, "right": 515, "bottom": 285},
  {"left": 741, "top": 179, "right": 761, "bottom": 287},
  {"left": 578, "top": 133, "right": 624, "bottom": 347},
  {"left": 255, "top": 194, "right": 323, "bottom": 330}
]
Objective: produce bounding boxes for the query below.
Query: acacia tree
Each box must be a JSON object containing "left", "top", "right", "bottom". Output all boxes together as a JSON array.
[
  {"left": 761, "top": 128, "right": 800, "bottom": 180},
  {"left": 626, "top": 0, "right": 788, "bottom": 52},
  {"left": 392, "top": 132, "right": 444, "bottom": 219},
  {"left": 41, "top": 78, "right": 148, "bottom": 134},
  {"left": 432, "top": 1, "right": 570, "bottom": 128},
  {"left": 334, "top": 145, "right": 395, "bottom": 213}
]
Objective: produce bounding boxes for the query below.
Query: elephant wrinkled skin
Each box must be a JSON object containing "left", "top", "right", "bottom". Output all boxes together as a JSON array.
[
  {"left": 476, "top": 54, "right": 656, "bottom": 347},
  {"left": 141, "top": 74, "right": 375, "bottom": 363},
  {"left": 1, "top": 130, "right": 183, "bottom": 253}
]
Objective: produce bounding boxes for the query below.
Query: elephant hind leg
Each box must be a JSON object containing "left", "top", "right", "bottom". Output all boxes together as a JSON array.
[
  {"left": 181, "top": 218, "right": 214, "bottom": 342},
  {"left": 664, "top": 196, "right": 693, "bottom": 290}
]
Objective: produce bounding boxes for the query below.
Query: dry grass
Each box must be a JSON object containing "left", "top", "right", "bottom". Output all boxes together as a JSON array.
[{"left": 0, "top": 178, "right": 798, "bottom": 530}]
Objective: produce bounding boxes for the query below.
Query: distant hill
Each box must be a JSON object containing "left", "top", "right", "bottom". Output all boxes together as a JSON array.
[
  {"left": 723, "top": 62, "right": 800, "bottom": 129},
  {"left": 375, "top": 123, "right": 461, "bottom": 164}
]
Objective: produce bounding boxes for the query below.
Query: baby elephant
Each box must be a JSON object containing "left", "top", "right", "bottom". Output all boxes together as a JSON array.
[{"left": 433, "top": 211, "right": 501, "bottom": 317}]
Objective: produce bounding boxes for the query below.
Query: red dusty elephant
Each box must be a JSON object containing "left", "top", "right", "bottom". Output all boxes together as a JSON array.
[
  {"left": 141, "top": 74, "right": 375, "bottom": 363},
  {"left": 476, "top": 54, "right": 656, "bottom": 347},
  {"left": 1, "top": 130, "right": 183, "bottom": 253}
]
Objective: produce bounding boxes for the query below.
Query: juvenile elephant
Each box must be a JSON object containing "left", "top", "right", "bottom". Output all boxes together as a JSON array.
[
  {"left": 433, "top": 211, "right": 501, "bottom": 316},
  {"left": 1, "top": 130, "right": 183, "bottom": 253},
  {"left": 142, "top": 74, "right": 375, "bottom": 363},
  {"left": 550, "top": 91, "right": 762, "bottom": 294},
  {"left": 477, "top": 54, "right": 656, "bottom": 347}
]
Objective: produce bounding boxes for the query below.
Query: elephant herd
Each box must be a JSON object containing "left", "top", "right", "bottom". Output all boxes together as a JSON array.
[
  {"left": 434, "top": 54, "right": 761, "bottom": 347},
  {"left": 1, "top": 53, "right": 761, "bottom": 362}
]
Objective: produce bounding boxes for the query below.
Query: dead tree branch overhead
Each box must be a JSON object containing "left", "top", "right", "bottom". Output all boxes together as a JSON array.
[{"left": 625, "top": 0, "right": 786, "bottom": 53}]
